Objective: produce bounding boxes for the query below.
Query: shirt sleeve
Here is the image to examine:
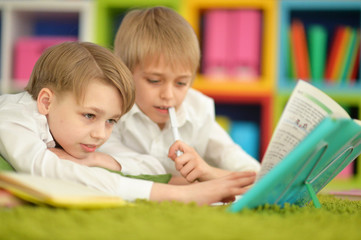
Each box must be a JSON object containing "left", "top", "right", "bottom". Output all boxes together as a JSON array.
[
  {"left": 99, "top": 127, "right": 167, "bottom": 175},
  {"left": 0, "top": 109, "right": 153, "bottom": 202}
]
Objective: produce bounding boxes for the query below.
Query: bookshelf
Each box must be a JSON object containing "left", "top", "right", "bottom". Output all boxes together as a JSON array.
[
  {"left": 181, "top": 0, "right": 278, "bottom": 157},
  {"left": 0, "top": 0, "right": 95, "bottom": 94},
  {"left": 95, "top": 0, "right": 181, "bottom": 48},
  {"left": 278, "top": 0, "right": 361, "bottom": 180},
  {"left": 278, "top": 0, "right": 361, "bottom": 91}
]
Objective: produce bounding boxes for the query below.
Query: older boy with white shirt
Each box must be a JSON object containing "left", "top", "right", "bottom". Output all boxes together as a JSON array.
[{"left": 100, "top": 7, "right": 260, "bottom": 184}]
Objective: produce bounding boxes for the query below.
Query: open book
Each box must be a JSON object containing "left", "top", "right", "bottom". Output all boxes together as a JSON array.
[
  {"left": 229, "top": 80, "right": 361, "bottom": 212},
  {"left": 0, "top": 171, "right": 127, "bottom": 208},
  {"left": 259, "top": 80, "right": 360, "bottom": 179}
]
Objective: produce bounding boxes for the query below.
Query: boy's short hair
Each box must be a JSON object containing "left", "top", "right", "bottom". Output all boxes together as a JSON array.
[
  {"left": 25, "top": 41, "right": 135, "bottom": 115},
  {"left": 114, "top": 6, "right": 200, "bottom": 75}
]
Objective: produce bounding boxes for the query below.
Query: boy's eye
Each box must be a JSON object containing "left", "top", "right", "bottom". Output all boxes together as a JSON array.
[
  {"left": 147, "top": 79, "right": 160, "bottom": 84},
  {"left": 176, "top": 81, "right": 187, "bottom": 86},
  {"left": 107, "top": 119, "right": 118, "bottom": 125},
  {"left": 84, "top": 113, "right": 95, "bottom": 119}
]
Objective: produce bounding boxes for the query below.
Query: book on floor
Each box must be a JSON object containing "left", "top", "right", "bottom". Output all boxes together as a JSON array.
[{"left": 0, "top": 171, "right": 127, "bottom": 209}]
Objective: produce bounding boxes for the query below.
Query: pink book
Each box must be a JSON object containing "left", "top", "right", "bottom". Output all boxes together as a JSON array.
[
  {"left": 329, "top": 189, "right": 361, "bottom": 201},
  {"left": 13, "top": 36, "right": 77, "bottom": 88},
  {"left": 228, "top": 9, "right": 262, "bottom": 79},
  {"left": 202, "top": 10, "right": 230, "bottom": 77},
  {"left": 335, "top": 161, "right": 354, "bottom": 179}
]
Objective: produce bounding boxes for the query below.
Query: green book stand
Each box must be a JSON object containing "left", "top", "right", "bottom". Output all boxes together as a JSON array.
[{"left": 229, "top": 117, "right": 361, "bottom": 212}]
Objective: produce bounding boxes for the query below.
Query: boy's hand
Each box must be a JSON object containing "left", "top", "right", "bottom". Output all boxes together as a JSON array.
[
  {"left": 168, "top": 141, "right": 232, "bottom": 182},
  {"left": 150, "top": 171, "right": 257, "bottom": 206},
  {"left": 48, "top": 147, "right": 122, "bottom": 171}
]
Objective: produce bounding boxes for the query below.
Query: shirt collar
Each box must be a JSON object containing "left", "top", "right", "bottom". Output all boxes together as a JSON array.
[{"left": 20, "top": 92, "right": 56, "bottom": 148}]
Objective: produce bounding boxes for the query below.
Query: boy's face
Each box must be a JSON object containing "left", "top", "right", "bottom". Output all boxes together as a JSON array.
[
  {"left": 133, "top": 56, "right": 193, "bottom": 129},
  {"left": 40, "top": 80, "right": 122, "bottom": 159}
]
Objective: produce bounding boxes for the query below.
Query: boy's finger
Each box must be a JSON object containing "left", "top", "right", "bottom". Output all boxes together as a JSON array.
[
  {"left": 235, "top": 174, "right": 256, "bottom": 188},
  {"left": 179, "top": 161, "right": 194, "bottom": 178},
  {"left": 185, "top": 170, "right": 200, "bottom": 183}
]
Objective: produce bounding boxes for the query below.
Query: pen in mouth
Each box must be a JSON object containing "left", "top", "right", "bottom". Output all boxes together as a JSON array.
[{"left": 168, "top": 107, "right": 183, "bottom": 157}]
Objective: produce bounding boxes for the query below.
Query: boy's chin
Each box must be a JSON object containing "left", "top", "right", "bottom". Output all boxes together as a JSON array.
[{"left": 68, "top": 151, "right": 92, "bottom": 160}]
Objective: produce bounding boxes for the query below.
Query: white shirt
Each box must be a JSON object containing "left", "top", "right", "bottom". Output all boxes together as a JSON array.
[
  {"left": 100, "top": 88, "right": 260, "bottom": 176},
  {"left": 0, "top": 92, "right": 153, "bottom": 201}
]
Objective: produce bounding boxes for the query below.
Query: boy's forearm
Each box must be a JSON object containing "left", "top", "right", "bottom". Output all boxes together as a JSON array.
[
  {"left": 149, "top": 183, "right": 183, "bottom": 202},
  {"left": 48, "top": 148, "right": 122, "bottom": 171},
  {"left": 91, "top": 152, "right": 122, "bottom": 171},
  {"left": 168, "top": 175, "right": 190, "bottom": 185}
]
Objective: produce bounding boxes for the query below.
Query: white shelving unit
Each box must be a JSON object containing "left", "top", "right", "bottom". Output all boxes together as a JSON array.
[{"left": 0, "top": 0, "right": 95, "bottom": 94}]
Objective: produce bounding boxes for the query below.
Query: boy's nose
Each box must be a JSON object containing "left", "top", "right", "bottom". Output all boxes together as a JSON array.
[
  {"left": 160, "top": 84, "right": 174, "bottom": 100},
  {"left": 90, "top": 124, "right": 107, "bottom": 140}
]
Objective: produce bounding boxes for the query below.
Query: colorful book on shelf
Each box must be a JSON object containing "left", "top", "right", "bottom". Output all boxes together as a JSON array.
[
  {"left": 325, "top": 26, "right": 350, "bottom": 82},
  {"left": 13, "top": 36, "right": 77, "bottom": 88},
  {"left": 335, "top": 161, "right": 354, "bottom": 179},
  {"left": 350, "top": 49, "right": 360, "bottom": 82},
  {"left": 228, "top": 9, "right": 262, "bottom": 79},
  {"left": 229, "top": 80, "right": 361, "bottom": 212},
  {"left": 338, "top": 27, "right": 357, "bottom": 83},
  {"left": 230, "top": 121, "right": 260, "bottom": 159},
  {"left": 0, "top": 171, "right": 128, "bottom": 209},
  {"left": 308, "top": 25, "right": 327, "bottom": 83},
  {"left": 287, "top": 29, "right": 296, "bottom": 80},
  {"left": 215, "top": 115, "right": 232, "bottom": 133},
  {"left": 335, "top": 27, "right": 356, "bottom": 83},
  {"left": 202, "top": 9, "right": 230, "bottom": 77},
  {"left": 290, "top": 20, "right": 311, "bottom": 81},
  {"left": 332, "top": 27, "right": 351, "bottom": 82},
  {"left": 329, "top": 189, "right": 361, "bottom": 201},
  {"left": 347, "top": 30, "right": 360, "bottom": 83},
  {"left": 324, "top": 27, "right": 344, "bottom": 82}
]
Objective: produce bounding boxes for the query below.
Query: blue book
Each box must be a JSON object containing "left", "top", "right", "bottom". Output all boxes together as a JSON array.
[
  {"left": 229, "top": 80, "right": 361, "bottom": 212},
  {"left": 230, "top": 121, "right": 259, "bottom": 159}
]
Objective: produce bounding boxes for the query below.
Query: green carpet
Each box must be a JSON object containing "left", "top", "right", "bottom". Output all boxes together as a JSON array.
[
  {"left": 0, "top": 195, "right": 360, "bottom": 240},
  {"left": 1, "top": 156, "right": 360, "bottom": 239}
]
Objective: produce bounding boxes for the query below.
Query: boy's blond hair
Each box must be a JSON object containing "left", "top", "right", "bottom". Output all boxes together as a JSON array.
[
  {"left": 114, "top": 6, "right": 200, "bottom": 76},
  {"left": 25, "top": 41, "right": 135, "bottom": 115}
]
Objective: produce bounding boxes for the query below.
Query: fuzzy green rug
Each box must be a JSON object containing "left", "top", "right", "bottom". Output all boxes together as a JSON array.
[{"left": 0, "top": 195, "right": 360, "bottom": 240}]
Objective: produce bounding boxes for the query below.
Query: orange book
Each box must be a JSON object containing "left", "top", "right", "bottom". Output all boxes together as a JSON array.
[
  {"left": 330, "top": 27, "right": 351, "bottom": 81},
  {"left": 290, "top": 20, "right": 311, "bottom": 81},
  {"left": 324, "top": 27, "right": 344, "bottom": 82}
]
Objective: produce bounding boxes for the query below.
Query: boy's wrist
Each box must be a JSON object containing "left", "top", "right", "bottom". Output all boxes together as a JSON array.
[{"left": 199, "top": 166, "right": 231, "bottom": 182}]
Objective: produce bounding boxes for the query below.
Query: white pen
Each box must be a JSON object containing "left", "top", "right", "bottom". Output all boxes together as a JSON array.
[{"left": 168, "top": 107, "right": 183, "bottom": 157}]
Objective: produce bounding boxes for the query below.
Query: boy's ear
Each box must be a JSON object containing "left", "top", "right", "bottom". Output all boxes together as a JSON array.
[{"left": 37, "top": 88, "right": 54, "bottom": 115}]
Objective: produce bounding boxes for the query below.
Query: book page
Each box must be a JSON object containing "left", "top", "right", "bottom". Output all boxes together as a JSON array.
[{"left": 258, "top": 80, "right": 350, "bottom": 180}]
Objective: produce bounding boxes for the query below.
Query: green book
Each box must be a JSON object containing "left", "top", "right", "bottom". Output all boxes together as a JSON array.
[
  {"left": 287, "top": 29, "right": 296, "bottom": 80},
  {"left": 308, "top": 25, "right": 327, "bottom": 83},
  {"left": 339, "top": 28, "right": 357, "bottom": 83}
]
